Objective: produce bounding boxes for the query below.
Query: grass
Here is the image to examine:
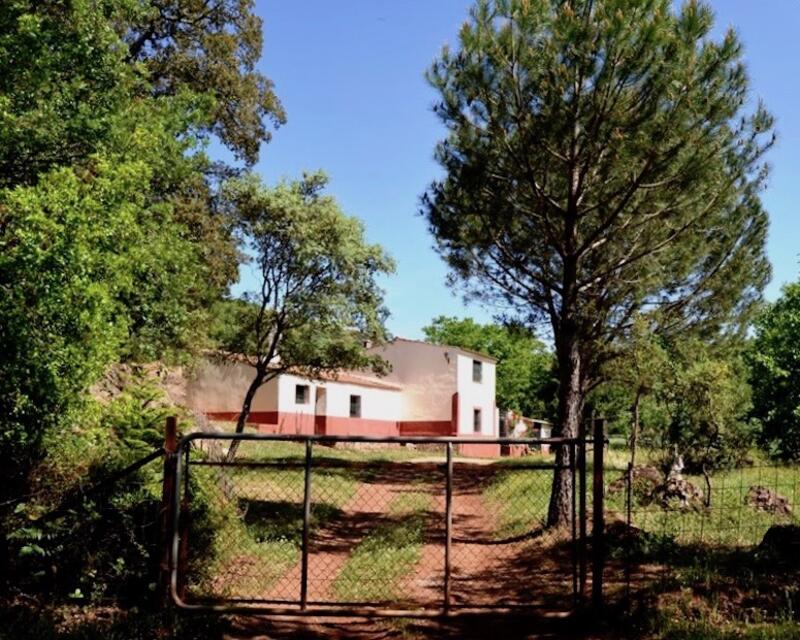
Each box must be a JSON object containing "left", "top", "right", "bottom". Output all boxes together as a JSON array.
[
  {"left": 187, "top": 456, "right": 360, "bottom": 600},
  {"left": 331, "top": 490, "right": 431, "bottom": 602},
  {"left": 482, "top": 464, "right": 554, "bottom": 538},
  {"left": 603, "top": 448, "right": 800, "bottom": 547}
]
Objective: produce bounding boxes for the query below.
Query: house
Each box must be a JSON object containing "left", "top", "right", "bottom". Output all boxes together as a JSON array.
[{"left": 188, "top": 338, "right": 500, "bottom": 456}]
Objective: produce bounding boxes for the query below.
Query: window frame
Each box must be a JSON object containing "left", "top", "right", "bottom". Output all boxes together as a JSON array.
[
  {"left": 472, "top": 359, "right": 483, "bottom": 383},
  {"left": 295, "top": 384, "right": 310, "bottom": 405},
  {"left": 349, "top": 394, "right": 362, "bottom": 418}
]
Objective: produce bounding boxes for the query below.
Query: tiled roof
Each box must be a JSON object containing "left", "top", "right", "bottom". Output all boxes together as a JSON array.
[{"left": 312, "top": 370, "right": 403, "bottom": 391}]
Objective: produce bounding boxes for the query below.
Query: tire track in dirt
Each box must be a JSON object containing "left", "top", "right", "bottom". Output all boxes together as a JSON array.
[
  {"left": 264, "top": 478, "right": 404, "bottom": 602},
  {"left": 408, "top": 464, "right": 575, "bottom": 610}
]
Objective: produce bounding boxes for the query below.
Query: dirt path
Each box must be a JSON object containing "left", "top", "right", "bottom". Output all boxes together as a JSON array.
[
  {"left": 265, "top": 480, "right": 403, "bottom": 602},
  {"left": 215, "top": 457, "right": 575, "bottom": 620}
]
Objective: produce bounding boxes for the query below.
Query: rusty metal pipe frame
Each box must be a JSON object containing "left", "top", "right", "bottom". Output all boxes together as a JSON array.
[
  {"left": 177, "top": 431, "right": 583, "bottom": 448},
  {"left": 170, "top": 432, "right": 586, "bottom": 616},
  {"left": 300, "top": 440, "right": 312, "bottom": 609}
]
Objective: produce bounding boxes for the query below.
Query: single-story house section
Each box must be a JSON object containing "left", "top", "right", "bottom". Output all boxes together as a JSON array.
[{"left": 188, "top": 338, "right": 500, "bottom": 456}]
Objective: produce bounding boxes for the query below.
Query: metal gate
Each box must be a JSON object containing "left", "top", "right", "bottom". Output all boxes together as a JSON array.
[{"left": 168, "top": 431, "right": 603, "bottom": 616}]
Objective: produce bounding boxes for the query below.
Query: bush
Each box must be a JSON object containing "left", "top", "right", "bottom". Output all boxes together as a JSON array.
[{"left": 6, "top": 380, "right": 214, "bottom": 609}]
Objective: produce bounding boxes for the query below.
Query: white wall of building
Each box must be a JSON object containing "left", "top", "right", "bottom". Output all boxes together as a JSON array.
[
  {"left": 456, "top": 354, "right": 497, "bottom": 436},
  {"left": 276, "top": 373, "right": 318, "bottom": 417},
  {"left": 323, "top": 382, "right": 402, "bottom": 420}
]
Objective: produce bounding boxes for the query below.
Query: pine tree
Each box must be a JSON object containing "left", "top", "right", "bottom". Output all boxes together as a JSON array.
[{"left": 423, "top": 0, "right": 773, "bottom": 526}]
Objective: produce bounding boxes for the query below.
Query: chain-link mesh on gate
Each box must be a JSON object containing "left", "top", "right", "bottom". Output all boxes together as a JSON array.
[{"left": 171, "top": 433, "right": 588, "bottom": 615}]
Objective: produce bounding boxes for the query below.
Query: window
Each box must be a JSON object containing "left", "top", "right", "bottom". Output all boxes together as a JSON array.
[
  {"left": 295, "top": 384, "right": 310, "bottom": 404},
  {"left": 349, "top": 394, "right": 361, "bottom": 418},
  {"left": 473, "top": 408, "right": 482, "bottom": 433},
  {"left": 472, "top": 359, "right": 483, "bottom": 383}
]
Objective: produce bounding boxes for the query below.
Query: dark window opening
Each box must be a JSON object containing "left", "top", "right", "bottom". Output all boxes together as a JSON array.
[
  {"left": 472, "top": 359, "right": 483, "bottom": 383},
  {"left": 295, "top": 384, "right": 310, "bottom": 404},
  {"left": 349, "top": 394, "right": 361, "bottom": 418},
  {"left": 473, "top": 408, "right": 482, "bottom": 433}
]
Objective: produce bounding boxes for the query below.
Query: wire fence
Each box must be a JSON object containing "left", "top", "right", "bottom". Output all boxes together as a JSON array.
[
  {"left": 596, "top": 449, "right": 800, "bottom": 613},
  {"left": 603, "top": 456, "right": 800, "bottom": 547},
  {"left": 176, "top": 434, "right": 585, "bottom": 614}
]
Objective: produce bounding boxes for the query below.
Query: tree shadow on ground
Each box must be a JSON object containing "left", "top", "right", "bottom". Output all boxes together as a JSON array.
[{"left": 224, "top": 610, "right": 607, "bottom": 640}]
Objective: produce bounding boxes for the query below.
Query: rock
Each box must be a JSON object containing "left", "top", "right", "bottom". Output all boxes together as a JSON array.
[
  {"left": 653, "top": 475, "right": 704, "bottom": 510},
  {"left": 746, "top": 485, "right": 793, "bottom": 517},
  {"left": 608, "top": 465, "right": 663, "bottom": 496},
  {"left": 756, "top": 525, "right": 800, "bottom": 566}
]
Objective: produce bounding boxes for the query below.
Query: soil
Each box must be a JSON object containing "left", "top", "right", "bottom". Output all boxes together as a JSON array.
[{"left": 208, "top": 461, "right": 591, "bottom": 639}]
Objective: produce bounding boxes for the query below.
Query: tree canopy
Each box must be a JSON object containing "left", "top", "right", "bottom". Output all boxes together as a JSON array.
[
  {"left": 0, "top": 0, "right": 282, "bottom": 518},
  {"left": 423, "top": 0, "right": 773, "bottom": 525},
  {"left": 218, "top": 172, "right": 395, "bottom": 454},
  {"left": 748, "top": 282, "right": 800, "bottom": 461},
  {"left": 423, "top": 316, "right": 555, "bottom": 418}
]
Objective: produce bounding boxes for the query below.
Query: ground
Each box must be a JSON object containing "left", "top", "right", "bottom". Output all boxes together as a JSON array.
[{"left": 187, "top": 436, "right": 577, "bottom": 614}]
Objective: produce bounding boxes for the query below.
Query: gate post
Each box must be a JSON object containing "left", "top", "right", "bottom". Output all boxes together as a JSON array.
[
  {"left": 300, "top": 440, "right": 312, "bottom": 609},
  {"left": 443, "top": 442, "right": 453, "bottom": 614},
  {"left": 159, "top": 416, "right": 178, "bottom": 609},
  {"left": 591, "top": 418, "right": 605, "bottom": 610},
  {"left": 578, "top": 420, "right": 588, "bottom": 602}
]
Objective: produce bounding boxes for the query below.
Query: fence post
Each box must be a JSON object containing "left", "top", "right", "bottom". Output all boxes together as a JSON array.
[
  {"left": 300, "top": 440, "right": 312, "bottom": 610},
  {"left": 578, "top": 419, "right": 588, "bottom": 603},
  {"left": 177, "top": 443, "right": 190, "bottom": 601},
  {"left": 443, "top": 442, "right": 453, "bottom": 614},
  {"left": 592, "top": 417, "right": 605, "bottom": 611},
  {"left": 159, "top": 416, "right": 178, "bottom": 609}
]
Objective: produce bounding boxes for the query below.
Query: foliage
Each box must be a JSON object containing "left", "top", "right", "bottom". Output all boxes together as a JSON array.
[
  {"left": 0, "top": 0, "right": 136, "bottom": 188},
  {"left": 748, "top": 282, "right": 800, "bottom": 461},
  {"left": 422, "top": 0, "right": 773, "bottom": 524},
  {"left": 218, "top": 172, "right": 395, "bottom": 447},
  {"left": 423, "top": 316, "right": 556, "bottom": 417},
  {"left": 6, "top": 383, "right": 213, "bottom": 608},
  {"left": 662, "top": 347, "right": 755, "bottom": 474},
  {"left": 0, "top": 0, "right": 281, "bottom": 532},
  {"left": 123, "top": 0, "right": 286, "bottom": 166},
  {"left": 594, "top": 333, "right": 753, "bottom": 473},
  {"left": 0, "top": 0, "right": 285, "bottom": 618}
]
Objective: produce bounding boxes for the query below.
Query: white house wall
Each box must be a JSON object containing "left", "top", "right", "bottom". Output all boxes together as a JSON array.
[{"left": 456, "top": 353, "right": 497, "bottom": 436}]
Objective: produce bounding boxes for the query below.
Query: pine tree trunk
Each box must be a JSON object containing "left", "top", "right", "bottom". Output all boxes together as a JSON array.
[
  {"left": 225, "top": 370, "right": 265, "bottom": 462},
  {"left": 547, "top": 329, "right": 583, "bottom": 528}
]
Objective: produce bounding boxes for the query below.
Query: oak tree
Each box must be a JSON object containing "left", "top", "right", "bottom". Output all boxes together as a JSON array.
[{"left": 220, "top": 173, "right": 394, "bottom": 460}]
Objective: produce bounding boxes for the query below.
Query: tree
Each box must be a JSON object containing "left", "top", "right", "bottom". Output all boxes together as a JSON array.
[
  {"left": 748, "top": 283, "right": 800, "bottom": 460},
  {"left": 0, "top": 0, "right": 131, "bottom": 188},
  {"left": 123, "top": 0, "right": 286, "bottom": 166},
  {"left": 220, "top": 173, "right": 395, "bottom": 460},
  {"left": 661, "top": 344, "right": 754, "bottom": 504},
  {"left": 422, "top": 316, "right": 555, "bottom": 418},
  {"left": 592, "top": 316, "right": 669, "bottom": 472},
  {"left": 0, "top": 0, "right": 273, "bottom": 572},
  {"left": 423, "top": 0, "right": 773, "bottom": 526}
]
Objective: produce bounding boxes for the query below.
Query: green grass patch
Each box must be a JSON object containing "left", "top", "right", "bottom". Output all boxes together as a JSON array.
[
  {"left": 187, "top": 458, "right": 359, "bottom": 599},
  {"left": 604, "top": 462, "right": 800, "bottom": 547},
  {"left": 482, "top": 465, "right": 553, "bottom": 538},
  {"left": 331, "top": 491, "right": 431, "bottom": 602}
]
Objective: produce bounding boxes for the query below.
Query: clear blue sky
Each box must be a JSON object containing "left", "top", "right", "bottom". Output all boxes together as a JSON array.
[{"left": 233, "top": 0, "right": 799, "bottom": 339}]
